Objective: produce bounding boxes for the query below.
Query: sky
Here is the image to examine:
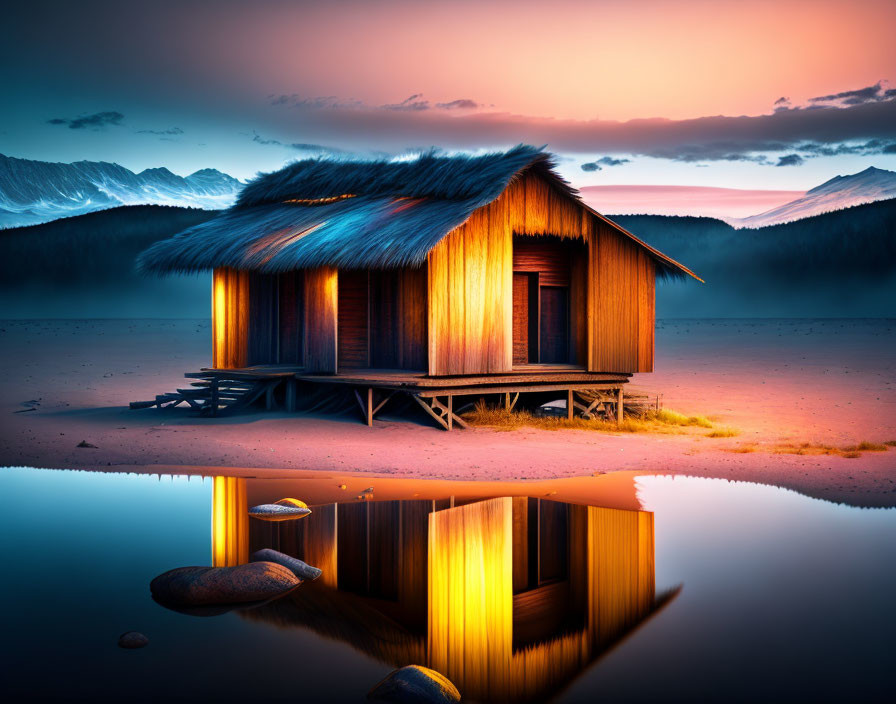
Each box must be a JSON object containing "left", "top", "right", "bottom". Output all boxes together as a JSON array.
[{"left": 2, "top": 0, "right": 895, "bottom": 214}]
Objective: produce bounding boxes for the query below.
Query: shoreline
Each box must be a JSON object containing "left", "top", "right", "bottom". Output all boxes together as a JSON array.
[{"left": 2, "top": 318, "right": 894, "bottom": 508}]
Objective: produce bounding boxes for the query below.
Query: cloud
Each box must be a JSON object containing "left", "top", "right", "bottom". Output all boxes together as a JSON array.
[
  {"left": 47, "top": 110, "right": 124, "bottom": 130},
  {"left": 775, "top": 154, "right": 804, "bottom": 167},
  {"left": 808, "top": 81, "right": 892, "bottom": 106},
  {"left": 581, "top": 156, "right": 631, "bottom": 171},
  {"left": 270, "top": 93, "right": 480, "bottom": 114},
  {"left": 382, "top": 93, "right": 430, "bottom": 111},
  {"left": 136, "top": 126, "right": 184, "bottom": 136},
  {"left": 436, "top": 99, "right": 478, "bottom": 110},
  {"left": 261, "top": 82, "right": 896, "bottom": 165},
  {"left": 251, "top": 131, "right": 344, "bottom": 154}
]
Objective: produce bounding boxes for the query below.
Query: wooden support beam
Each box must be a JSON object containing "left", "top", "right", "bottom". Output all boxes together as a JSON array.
[
  {"left": 285, "top": 378, "right": 296, "bottom": 413},
  {"left": 353, "top": 389, "right": 367, "bottom": 421},
  {"left": 617, "top": 386, "right": 624, "bottom": 427},
  {"left": 372, "top": 391, "right": 395, "bottom": 416},
  {"left": 508, "top": 392, "right": 519, "bottom": 412},
  {"left": 210, "top": 378, "right": 219, "bottom": 417},
  {"left": 367, "top": 387, "right": 374, "bottom": 427},
  {"left": 412, "top": 394, "right": 449, "bottom": 430},
  {"left": 447, "top": 394, "right": 453, "bottom": 430},
  {"left": 567, "top": 389, "right": 574, "bottom": 420}
]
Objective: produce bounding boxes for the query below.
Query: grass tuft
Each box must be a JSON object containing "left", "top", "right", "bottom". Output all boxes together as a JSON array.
[
  {"left": 707, "top": 428, "right": 739, "bottom": 438},
  {"left": 841, "top": 441, "right": 888, "bottom": 452},
  {"left": 726, "top": 444, "right": 757, "bottom": 453},
  {"left": 649, "top": 409, "right": 713, "bottom": 428},
  {"left": 885, "top": 440, "right": 896, "bottom": 447},
  {"left": 461, "top": 401, "right": 726, "bottom": 435}
]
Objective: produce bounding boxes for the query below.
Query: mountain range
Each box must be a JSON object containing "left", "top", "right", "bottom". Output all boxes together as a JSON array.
[
  {"left": 733, "top": 166, "right": 896, "bottom": 228},
  {"left": 0, "top": 154, "right": 242, "bottom": 228},
  {"left": 2, "top": 154, "right": 895, "bottom": 229}
]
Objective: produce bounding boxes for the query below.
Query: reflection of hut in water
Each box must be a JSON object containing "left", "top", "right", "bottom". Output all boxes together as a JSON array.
[{"left": 212, "top": 478, "right": 675, "bottom": 702}]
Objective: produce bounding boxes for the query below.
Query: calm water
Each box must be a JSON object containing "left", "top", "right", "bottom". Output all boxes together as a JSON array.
[{"left": 0, "top": 467, "right": 893, "bottom": 703}]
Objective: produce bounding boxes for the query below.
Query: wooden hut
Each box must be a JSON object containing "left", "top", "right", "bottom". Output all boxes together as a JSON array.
[{"left": 138, "top": 146, "right": 700, "bottom": 427}]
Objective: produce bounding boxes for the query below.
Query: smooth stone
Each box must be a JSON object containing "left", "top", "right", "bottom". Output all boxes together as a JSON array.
[
  {"left": 248, "top": 500, "right": 311, "bottom": 521},
  {"left": 150, "top": 562, "right": 299, "bottom": 607},
  {"left": 368, "top": 665, "right": 461, "bottom": 704},
  {"left": 118, "top": 631, "right": 148, "bottom": 649},
  {"left": 250, "top": 548, "right": 322, "bottom": 581}
]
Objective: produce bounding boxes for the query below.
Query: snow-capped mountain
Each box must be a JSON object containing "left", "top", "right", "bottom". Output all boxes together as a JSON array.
[
  {"left": 0, "top": 154, "right": 243, "bottom": 228},
  {"left": 735, "top": 166, "right": 896, "bottom": 228}
]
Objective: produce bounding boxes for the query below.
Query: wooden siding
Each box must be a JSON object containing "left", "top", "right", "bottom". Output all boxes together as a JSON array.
[
  {"left": 428, "top": 196, "right": 513, "bottom": 375},
  {"left": 512, "top": 236, "right": 572, "bottom": 286},
  {"left": 338, "top": 270, "right": 370, "bottom": 369},
  {"left": 212, "top": 168, "right": 656, "bottom": 376},
  {"left": 370, "top": 268, "right": 428, "bottom": 370},
  {"left": 303, "top": 266, "right": 338, "bottom": 373},
  {"left": 212, "top": 267, "right": 250, "bottom": 369},
  {"left": 588, "top": 223, "right": 655, "bottom": 373},
  {"left": 428, "top": 167, "right": 655, "bottom": 376},
  {"left": 278, "top": 271, "right": 305, "bottom": 365}
]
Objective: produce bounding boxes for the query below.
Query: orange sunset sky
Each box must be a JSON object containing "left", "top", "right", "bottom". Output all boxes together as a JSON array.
[{"left": 3, "top": 0, "right": 895, "bottom": 216}]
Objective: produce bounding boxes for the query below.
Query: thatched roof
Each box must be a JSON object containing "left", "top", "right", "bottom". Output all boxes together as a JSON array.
[{"left": 137, "top": 145, "right": 698, "bottom": 279}]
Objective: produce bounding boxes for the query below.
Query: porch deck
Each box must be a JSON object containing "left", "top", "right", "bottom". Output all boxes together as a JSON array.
[{"left": 134, "top": 364, "right": 631, "bottom": 430}]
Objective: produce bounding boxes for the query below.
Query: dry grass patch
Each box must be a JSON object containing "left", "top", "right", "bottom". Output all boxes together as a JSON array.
[
  {"left": 885, "top": 440, "right": 896, "bottom": 447},
  {"left": 841, "top": 441, "right": 889, "bottom": 452},
  {"left": 725, "top": 444, "right": 757, "bottom": 453},
  {"left": 773, "top": 440, "right": 892, "bottom": 458},
  {"left": 461, "top": 401, "right": 724, "bottom": 435},
  {"left": 707, "top": 427, "right": 740, "bottom": 438},
  {"left": 650, "top": 409, "right": 713, "bottom": 428}
]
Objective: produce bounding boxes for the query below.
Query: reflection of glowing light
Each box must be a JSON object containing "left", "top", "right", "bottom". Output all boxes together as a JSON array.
[
  {"left": 224, "top": 491, "right": 658, "bottom": 703},
  {"left": 212, "top": 476, "right": 248, "bottom": 567}
]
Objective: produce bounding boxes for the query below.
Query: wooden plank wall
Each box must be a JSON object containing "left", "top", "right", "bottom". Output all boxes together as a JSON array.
[
  {"left": 428, "top": 497, "right": 513, "bottom": 701},
  {"left": 247, "top": 273, "right": 276, "bottom": 365},
  {"left": 428, "top": 204, "right": 512, "bottom": 375},
  {"left": 586, "top": 506, "right": 655, "bottom": 645},
  {"left": 212, "top": 267, "right": 250, "bottom": 369},
  {"left": 303, "top": 266, "right": 338, "bottom": 373},
  {"left": 427, "top": 170, "right": 592, "bottom": 375},
  {"left": 588, "top": 223, "right": 656, "bottom": 373},
  {"left": 278, "top": 271, "right": 305, "bottom": 365},
  {"left": 338, "top": 270, "right": 370, "bottom": 369},
  {"left": 371, "top": 267, "right": 428, "bottom": 370}
]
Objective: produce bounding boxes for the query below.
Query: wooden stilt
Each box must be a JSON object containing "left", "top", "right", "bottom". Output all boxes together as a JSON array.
[
  {"left": 285, "top": 378, "right": 296, "bottom": 412},
  {"left": 567, "top": 389, "right": 574, "bottom": 420},
  {"left": 447, "top": 394, "right": 453, "bottom": 431},
  {"left": 617, "top": 386, "right": 624, "bottom": 427},
  {"left": 367, "top": 387, "right": 374, "bottom": 427}
]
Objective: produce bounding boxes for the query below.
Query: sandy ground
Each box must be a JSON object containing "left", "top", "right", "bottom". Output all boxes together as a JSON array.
[{"left": 1, "top": 318, "right": 894, "bottom": 507}]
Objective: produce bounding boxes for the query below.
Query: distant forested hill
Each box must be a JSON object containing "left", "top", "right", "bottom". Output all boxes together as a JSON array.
[
  {"left": 0, "top": 205, "right": 217, "bottom": 317},
  {"left": 610, "top": 198, "right": 896, "bottom": 317},
  {"left": 1, "top": 199, "right": 893, "bottom": 319}
]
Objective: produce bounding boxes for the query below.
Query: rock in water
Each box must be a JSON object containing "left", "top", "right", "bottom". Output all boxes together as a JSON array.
[
  {"left": 368, "top": 665, "right": 461, "bottom": 703},
  {"left": 248, "top": 498, "right": 311, "bottom": 521},
  {"left": 118, "top": 631, "right": 148, "bottom": 649},
  {"left": 250, "top": 548, "right": 322, "bottom": 581},
  {"left": 150, "top": 562, "right": 299, "bottom": 607}
]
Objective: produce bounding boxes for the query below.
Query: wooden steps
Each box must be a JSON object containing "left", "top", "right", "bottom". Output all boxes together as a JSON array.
[{"left": 130, "top": 371, "right": 289, "bottom": 416}]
